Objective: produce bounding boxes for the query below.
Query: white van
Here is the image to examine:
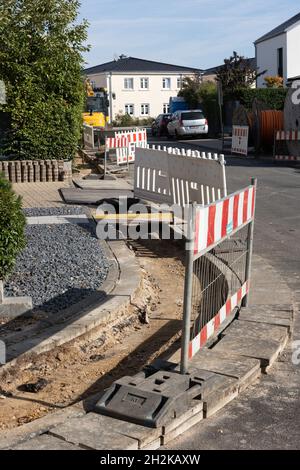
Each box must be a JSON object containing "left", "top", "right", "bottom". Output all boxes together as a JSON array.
[{"left": 167, "top": 109, "right": 208, "bottom": 138}]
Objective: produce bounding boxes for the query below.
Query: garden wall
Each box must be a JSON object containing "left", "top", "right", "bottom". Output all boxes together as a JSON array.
[{"left": 0, "top": 160, "right": 72, "bottom": 183}]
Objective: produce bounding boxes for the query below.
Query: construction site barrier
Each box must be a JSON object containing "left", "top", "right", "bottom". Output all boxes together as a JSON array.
[
  {"left": 83, "top": 123, "right": 96, "bottom": 149},
  {"left": 114, "top": 129, "right": 147, "bottom": 165},
  {"left": 115, "top": 129, "right": 147, "bottom": 146},
  {"left": 231, "top": 125, "right": 249, "bottom": 156},
  {"left": 181, "top": 179, "right": 257, "bottom": 373},
  {"left": 104, "top": 136, "right": 134, "bottom": 174},
  {"left": 104, "top": 129, "right": 148, "bottom": 173},
  {"left": 134, "top": 146, "right": 227, "bottom": 207},
  {"left": 273, "top": 130, "right": 300, "bottom": 162}
]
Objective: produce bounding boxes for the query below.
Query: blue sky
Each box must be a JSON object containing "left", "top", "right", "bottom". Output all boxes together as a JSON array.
[{"left": 79, "top": 0, "right": 299, "bottom": 69}]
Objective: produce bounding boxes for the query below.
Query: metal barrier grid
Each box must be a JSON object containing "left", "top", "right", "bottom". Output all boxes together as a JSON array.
[
  {"left": 190, "top": 227, "right": 249, "bottom": 354},
  {"left": 181, "top": 179, "right": 257, "bottom": 373}
]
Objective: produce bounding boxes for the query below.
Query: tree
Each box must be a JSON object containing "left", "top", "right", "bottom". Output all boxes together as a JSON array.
[
  {"left": 0, "top": 0, "right": 89, "bottom": 160},
  {"left": 178, "top": 74, "right": 203, "bottom": 109},
  {"left": 178, "top": 78, "right": 220, "bottom": 135},
  {"left": 0, "top": 173, "right": 26, "bottom": 285},
  {"left": 216, "top": 52, "right": 261, "bottom": 98}
]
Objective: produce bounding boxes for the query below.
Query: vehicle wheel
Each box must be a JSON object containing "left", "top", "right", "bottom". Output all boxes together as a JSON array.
[{"left": 175, "top": 130, "right": 179, "bottom": 140}]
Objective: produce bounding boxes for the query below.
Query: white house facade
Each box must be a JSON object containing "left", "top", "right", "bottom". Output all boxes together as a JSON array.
[
  {"left": 84, "top": 57, "right": 201, "bottom": 121},
  {"left": 255, "top": 12, "right": 300, "bottom": 87}
]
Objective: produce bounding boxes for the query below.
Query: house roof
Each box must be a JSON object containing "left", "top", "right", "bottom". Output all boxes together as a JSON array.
[
  {"left": 287, "top": 75, "right": 300, "bottom": 83},
  {"left": 203, "top": 58, "right": 256, "bottom": 76},
  {"left": 84, "top": 56, "right": 202, "bottom": 75},
  {"left": 255, "top": 12, "right": 300, "bottom": 44}
]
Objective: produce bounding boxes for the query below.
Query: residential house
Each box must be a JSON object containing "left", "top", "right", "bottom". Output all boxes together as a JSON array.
[
  {"left": 255, "top": 12, "right": 300, "bottom": 87},
  {"left": 83, "top": 56, "right": 201, "bottom": 122},
  {"left": 202, "top": 58, "right": 256, "bottom": 87}
]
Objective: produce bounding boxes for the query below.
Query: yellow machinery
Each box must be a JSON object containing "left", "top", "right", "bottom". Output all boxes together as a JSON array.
[{"left": 83, "top": 79, "right": 109, "bottom": 128}]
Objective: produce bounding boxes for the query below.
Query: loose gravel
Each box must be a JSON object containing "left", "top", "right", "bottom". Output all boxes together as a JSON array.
[
  {"left": 23, "top": 206, "right": 87, "bottom": 217},
  {"left": 4, "top": 213, "right": 109, "bottom": 314}
]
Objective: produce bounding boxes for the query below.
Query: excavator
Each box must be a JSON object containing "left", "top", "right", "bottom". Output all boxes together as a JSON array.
[{"left": 83, "top": 79, "right": 109, "bottom": 128}]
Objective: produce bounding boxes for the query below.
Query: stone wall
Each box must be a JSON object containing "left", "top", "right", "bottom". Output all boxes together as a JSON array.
[{"left": 0, "top": 160, "right": 72, "bottom": 183}]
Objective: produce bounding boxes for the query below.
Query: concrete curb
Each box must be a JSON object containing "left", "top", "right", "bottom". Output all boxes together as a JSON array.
[
  {"left": 0, "top": 254, "right": 294, "bottom": 451},
  {"left": 0, "top": 239, "right": 141, "bottom": 371},
  {"left": 0, "top": 280, "right": 33, "bottom": 318}
]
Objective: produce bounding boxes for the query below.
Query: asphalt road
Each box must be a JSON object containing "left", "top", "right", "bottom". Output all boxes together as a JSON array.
[{"left": 150, "top": 136, "right": 300, "bottom": 450}]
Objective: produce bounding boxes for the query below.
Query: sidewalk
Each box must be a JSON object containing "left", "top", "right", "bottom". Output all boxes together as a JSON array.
[
  {"left": 0, "top": 252, "right": 294, "bottom": 450},
  {"left": 165, "top": 255, "right": 299, "bottom": 450},
  {"left": 13, "top": 181, "right": 71, "bottom": 208}
]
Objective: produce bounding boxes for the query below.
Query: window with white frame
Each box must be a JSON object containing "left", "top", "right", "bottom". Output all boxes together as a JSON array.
[
  {"left": 162, "top": 77, "right": 171, "bottom": 89},
  {"left": 124, "top": 78, "right": 134, "bottom": 90},
  {"left": 140, "top": 77, "right": 149, "bottom": 89},
  {"left": 177, "top": 77, "right": 183, "bottom": 89},
  {"left": 141, "top": 103, "right": 149, "bottom": 116},
  {"left": 163, "top": 103, "right": 170, "bottom": 114},
  {"left": 125, "top": 104, "right": 134, "bottom": 115}
]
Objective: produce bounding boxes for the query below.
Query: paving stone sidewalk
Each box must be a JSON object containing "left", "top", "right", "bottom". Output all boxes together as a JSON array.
[{"left": 13, "top": 182, "right": 71, "bottom": 208}]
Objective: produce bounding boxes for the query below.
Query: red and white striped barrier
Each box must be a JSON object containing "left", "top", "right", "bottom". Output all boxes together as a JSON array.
[
  {"left": 105, "top": 136, "right": 129, "bottom": 150},
  {"left": 232, "top": 125, "right": 249, "bottom": 156},
  {"left": 193, "top": 185, "right": 256, "bottom": 258},
  {"left": 113, "top": 129, "right": 148, "bottom": 164},
  {"left": 274, "top": 130, "right": 300, "bottom": 163},
  {"left": 275, "top": 130, "right": 300, "bottom": 141},
  {"left": 274, "top": 155, "right": 300, "bottom": 162},
  {"left": 105, "top": 136, "right": 135, "bottom": 165},
  {"left": 233, "top": 127, "right": 248, "bottom": 138},
  {"left": 189, "top": 281, "right": 249, "bottom": 358},
  {"left": 181, "top": 182, "right": 257, "bottom": 366},
  {"left": 115, "top": 129, "right": 147, "bottom": 146}
]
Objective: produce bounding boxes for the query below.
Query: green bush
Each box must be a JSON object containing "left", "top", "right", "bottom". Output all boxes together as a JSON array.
[
  {"left": 0, "top": 0, "right": 89, "bottom": 161},
  {"left": 0, "top": 173, "right": 26, "bottom": 280},
  {"left": 235, "top": 88, "right": 288, "bottom": 111},
  {"left": 179, "top": 80, "right": 221, "bottom": 136},
  {"left": 112, "top": 112, "right": 154, "bottom": 127}
]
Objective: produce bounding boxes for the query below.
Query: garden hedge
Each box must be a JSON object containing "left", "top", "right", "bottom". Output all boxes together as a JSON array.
[
  {"left": 235, "top": 88, "right": 288, "bottom": 111},
  {"left": 0, "top": 173, "right": 26, "bottom": 280}
]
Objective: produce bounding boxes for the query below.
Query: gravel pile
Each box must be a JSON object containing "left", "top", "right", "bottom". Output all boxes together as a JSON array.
[{"left": 4, "top": 222, "right": 109, "bottom": 314}]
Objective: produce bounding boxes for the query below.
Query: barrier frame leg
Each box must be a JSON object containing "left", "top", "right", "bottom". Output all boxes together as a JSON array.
[
  {"left": 180, "top": 203, "right": 196, "bottom": 375},
  {"left": 242, "top": 177, "right": 257, "bottom": 307},
  {"left": 104, "top": 149, "right": 107, "bottom": 177}
]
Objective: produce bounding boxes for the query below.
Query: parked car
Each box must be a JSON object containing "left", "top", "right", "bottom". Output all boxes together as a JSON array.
[
  {"left": 167, "top": 110, "right": 208, "bottom": 139},
  {"left": 151, "top": 114, "right": 172, "bottom": 137}
]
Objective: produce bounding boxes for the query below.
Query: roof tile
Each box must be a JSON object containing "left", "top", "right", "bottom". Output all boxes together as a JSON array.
[{"left": 84, "top": 56, "right": 202, "bottom": 74}]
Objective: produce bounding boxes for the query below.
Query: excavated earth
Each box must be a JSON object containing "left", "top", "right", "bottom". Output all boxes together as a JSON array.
[{"left": 0, "top": 239, "right": 185, "bottom": 431}]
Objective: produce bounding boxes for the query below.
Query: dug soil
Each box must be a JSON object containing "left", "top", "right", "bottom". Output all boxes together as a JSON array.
[{"left": 0, "top": 239, "right": 185, "bottom": 431}]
